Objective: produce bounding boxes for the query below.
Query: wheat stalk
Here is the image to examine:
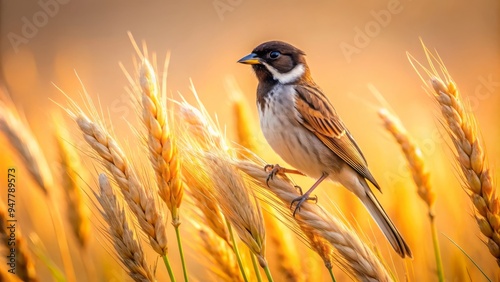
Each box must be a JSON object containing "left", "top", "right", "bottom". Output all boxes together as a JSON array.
[
  {"left": 54, "top": 121, "right": 91, "bottom": 248},
  {"left": 139, "top": 58, "right": 183, "bottom": 226},
  {"left": 96, "top": 173, "right": 155, "bottom": 282},
  {"left": 68, "top": 109, "right": 168, "bottom": 256},
  {"left": 0, "top": 202, "right": 38, "bottom": 282},
  {"left": 237, "top": 160, "right": 391, "bottom": 282},
  {"left": 0, "top": 100, "right": 53, "bottom": 194}
]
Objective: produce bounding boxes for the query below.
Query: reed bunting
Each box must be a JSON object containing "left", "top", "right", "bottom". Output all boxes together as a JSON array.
[{"left": 238, "top": 40, "right": 412, "bottom": 258}]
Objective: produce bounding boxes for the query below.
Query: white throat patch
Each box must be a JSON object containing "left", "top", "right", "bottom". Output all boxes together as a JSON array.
[{"left": 262, "top": 62, "right": 305, "bottom": 84}]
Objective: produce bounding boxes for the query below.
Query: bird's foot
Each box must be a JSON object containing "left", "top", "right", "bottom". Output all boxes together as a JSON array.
[
  {"left": 290, "top": 194, "right": 318, "bottom": 217},
  {"left": 264, "top": 164, "right": 304, "bottom": 187}
]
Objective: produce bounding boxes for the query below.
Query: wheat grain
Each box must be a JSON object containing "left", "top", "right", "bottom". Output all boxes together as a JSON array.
[
  {"left": 237, "top": 160, "right": 391, "bottom": 282},
  {"left": 139, "top": 59, "right": 183, "bottom": 226},
  {"left": 96, "top": 173, "right": 155, "bottom": 282}
]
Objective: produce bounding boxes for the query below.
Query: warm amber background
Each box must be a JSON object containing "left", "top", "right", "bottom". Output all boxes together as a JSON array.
[{"left": 1, "top": 0, "right": 499, "bottom": 281}]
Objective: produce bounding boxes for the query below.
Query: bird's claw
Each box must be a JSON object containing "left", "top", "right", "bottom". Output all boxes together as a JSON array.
[
  {"left": 263, "top": 164, "right": 274, "bottom": 172},
  {"left": 290, "top": 194, "right": 318, "bottom": 217},
  {"left": 294, "top": 185, "right": 303, "bottom": 195},
  {"left": 264, "top": 164, "right": 283, "bottom": 187}
]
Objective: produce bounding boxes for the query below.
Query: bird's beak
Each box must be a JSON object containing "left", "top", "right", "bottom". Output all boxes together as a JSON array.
[{"left": 237, "top": 53, "right": 261, "bottom": 65}]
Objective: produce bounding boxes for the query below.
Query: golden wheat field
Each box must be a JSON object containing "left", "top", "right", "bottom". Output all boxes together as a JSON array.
[{"left": 0, "top": 1, "right": 499, "bottom": 281}]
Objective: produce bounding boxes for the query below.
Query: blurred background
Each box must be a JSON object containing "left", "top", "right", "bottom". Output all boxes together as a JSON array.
[{"left": 0, "top": 0, "right": 499, "bottom": 281}]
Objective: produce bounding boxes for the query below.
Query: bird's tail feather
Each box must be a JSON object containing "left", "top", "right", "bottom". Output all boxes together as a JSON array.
[{"left": 360, "top": 187, "right": 412, "bottom": 258}]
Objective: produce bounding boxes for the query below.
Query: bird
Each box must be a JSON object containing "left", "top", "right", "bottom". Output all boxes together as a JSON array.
[{"left": 237, "top": 40, "right": 412, "bottom": 258}]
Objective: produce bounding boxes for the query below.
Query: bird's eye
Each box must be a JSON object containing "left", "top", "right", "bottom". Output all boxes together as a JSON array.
[{"left": 269, "top": 51, "right": 281, "bottom": 59}]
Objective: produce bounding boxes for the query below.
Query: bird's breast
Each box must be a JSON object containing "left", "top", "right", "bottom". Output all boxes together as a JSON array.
[{"left": 257, "top": 85, "right": 332, "bottom": 178}]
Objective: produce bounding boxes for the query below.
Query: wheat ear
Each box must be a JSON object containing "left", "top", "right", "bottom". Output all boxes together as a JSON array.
[
  {"left": 139, "top": 59, "right": 183, "bottom": 225},
  {"left": 0, "top": 202, "right": 38, "bottom": 282},
  {"left": 237, "top": 160, "right": 391, "bottom": 282},
  {"left": 69, "top": 111, "right": 168, "bottom": 256},
  {"left": 0, "top": 100, "right": 52, "bottom": 194},
  {"left": 177, "top": 94, "right": 229, "bottom": 152},
  {"left": 54, "top": 121, "right": 91, "bottom": 248},
  {"left": 378, "top": 109, "right": 435, "bottom": 209},
  {"left": 183, "top": 159, "right": 230, "bottom": 244},
  {"left": 431, "top": 77, "right": 500, "bottom": 265},
  {"left": 177, "top": 98, "right": 232, "bottom": 243},
  {"left": 96, "top": 174, "right": 155, "bottom": 282},
  {"left": 202, "top": 153, "right": 268, "bottom": 268},
  {"left": 378, "top": 108, "right": 444, "bottom": 280}
]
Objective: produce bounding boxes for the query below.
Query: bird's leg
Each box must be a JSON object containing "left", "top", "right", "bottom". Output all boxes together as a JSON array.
[
  {"left": 291, "top": 172, "right": 329, "bottom": 217},
  {"left": 264, "top": 164, "right": 305, "bottom": 187}
]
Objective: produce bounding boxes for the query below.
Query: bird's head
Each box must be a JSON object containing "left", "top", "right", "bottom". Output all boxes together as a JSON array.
[{"left": 238, "top": 41, "right": 310, "bottom": 84}]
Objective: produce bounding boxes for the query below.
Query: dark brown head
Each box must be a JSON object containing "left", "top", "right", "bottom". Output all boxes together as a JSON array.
[{"left": 238, "top": 41, "right": 311, "bottom": 84}]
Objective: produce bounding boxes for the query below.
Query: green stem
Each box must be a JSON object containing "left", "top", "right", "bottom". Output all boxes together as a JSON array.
[
  {"left": 162, "top": 255, "right": 176, "bottom": 282},
  {"left": 48, "top": 198, "right": 76, "bottom": 282},
  {"left": 174, "top": 225, "right": 189, "bottom": 282},
  {"left": 327, "top": 267, "right": 336, "bottom": 282},
  {"left": 429, "top": 210, "right": 445, "bottom": 282},
  {"left": 251, "top": 254, "right": 263, "bottom": 282},
  {"left": 30, "top": 235, "right": 66, "bottom": 282},
  {"left": 262, "top": 263, "right": 274, "bottom": 282},
  {"left": 228, "top": 223, "right": 249, "bottom": 282}
]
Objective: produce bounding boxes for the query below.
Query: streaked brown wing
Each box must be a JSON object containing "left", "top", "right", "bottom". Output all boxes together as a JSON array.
[{"left": 294, "top": 84, "right": 380, "bottom": 190}]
